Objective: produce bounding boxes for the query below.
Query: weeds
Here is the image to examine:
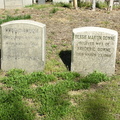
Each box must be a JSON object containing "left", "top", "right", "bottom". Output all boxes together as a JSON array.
[
  {"left": 51, "top": 44, "right": 58, "bottom": 48},
  {"left": 14, "top": 9, "right": 19, "bottom": 14},
  {"left": 27, "top": 2, "right": 72, "bottom": 9},
  {"left": 0, "top": 90, "right": 35, "bottom": 120},
  {"left": 50, "top": 7, "right": 59, "bottom": 14},
  {"left": 54, "top": 2, "right": 72, "bottom": 8},
  {"left": 84, "top": 18, "right": 90, "bottom": 22},
  {"left": 96, "top": 2, "right": 108, "bottom": 9},
  {"left": 26, "top": 1, "right": 119, "bottom": 10},
  {"left": 80, "top": 71, "right": 110, "bottom": 84},
  {"left": 0, "top": 15, "right": 31, "bottom": 24},
  {"left": 0, "top": 4, "right": 119, "bottom": 120},
  {"left": 113, "top": 4, "right": 120, "bottom": 10},
  {"left": 0, "top": 69, "right": 112, "bottom": 120},
  {"left": 26, "top": 4, "right": 52, "bottom": 9},
  {"left": 101, "top": 20, "right": 110, "bottom": 27}
]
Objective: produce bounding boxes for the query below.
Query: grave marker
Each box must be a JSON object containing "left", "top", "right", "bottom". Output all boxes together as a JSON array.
[
  {"left": 4, "top": 0, "right": 23, "bottom": 9},
  {"left": 1, "top": 20, "right": 46, "bottom": 72},
  {"left": 0, "top": 0, "right": 4, "bottom": 9},
  {"left": 38, "top": 0, "right": 45, "bottom": 4},
  {"left": 23, "top": 0, "right": 32, "bottom": 6},
  {"left": 53, "top": 0, "right": 70, "bottom": 3},
  {"left": 71, "top": 27, "right": 118, "bottom": 76},
  {"left": 0, "top": 0, "right": 32, "bottom": 9}
]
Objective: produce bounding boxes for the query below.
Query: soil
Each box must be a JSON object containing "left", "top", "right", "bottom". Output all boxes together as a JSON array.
[{"left": 0, "top": 5, "right": 120, "bottom": 75}]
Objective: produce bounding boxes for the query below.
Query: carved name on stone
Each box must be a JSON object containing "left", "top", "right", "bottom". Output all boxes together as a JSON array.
[
  {"left": 71, "top": 27, "right": 118, "bottom": 76},
  {"left": 1, "top": 20, "right": 46, "bottom": 72}
]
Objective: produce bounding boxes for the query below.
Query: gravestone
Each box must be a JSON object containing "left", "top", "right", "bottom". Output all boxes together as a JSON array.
[
  {"left": 0, "top": 0, "right": 4, "bottom": 9},
  {"left": 71, "top": 27, "right": 118, "bottom": 76},
  {"left": 32, "top": 0, "right": 36, "bottom": 4},
  {"left": 4, "top": 0, "right": 23, "bottom": 9},
  {"left": 1, "top": 20, "right": 46, "bottom": 72},
  {"left": 23, "top": 0, "right": 32, "bottom": 6},
  {"left": 38, "top": 0, "right": 45, "bottom": 4},
  {"left": 0, "top": 0, "right": 32, "bottom": 9},
  {"left": 53, "top": 0, "right": 70, "bottom": 3}
]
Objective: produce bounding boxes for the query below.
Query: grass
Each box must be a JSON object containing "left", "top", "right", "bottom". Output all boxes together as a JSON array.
[
  {"left": 0, "top": 90, "right": 35, "bottom": 120},
  {"left": 50, "top": 8, "right": 60, "bottom": 14},
  {"left": 54, "top": 2, "right": 72, "bottom": 8},
  {"left": 26, "top": 2, "right": 72, "bottom": 9},
  {"left": 25, "top": 4, "right": 53, "bottom": 9},
  {"left": 113, "top": 4, "right": 120, "bottom": 10},
  {"left": 78, "top": 2, "right": 92, "bottom": 8},
  {"left": 66, "top": 77, "right": 120, "bottom": 120},
  {"left": 96, "top": 2, "right": 108, "bottom": 9},
  {"left": 26, "top": 2, "right": 120, "bottom": 10},
  {"left": 1, "top": 69, "right": 119, "bottom": 120},
  {"left": 101, "top": 20, "right": 110, "bottom": 27},
  {"left": 0, "top": 15, "right": 31, "bottom": 24}
]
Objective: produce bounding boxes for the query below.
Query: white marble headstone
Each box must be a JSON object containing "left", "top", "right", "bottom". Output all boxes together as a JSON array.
[
  {"left": 38, "top": 0, "right": 45, "bottom": 4},
  {"left": 0, "top": 0, "right": 32, "bottom": 9},
  {"left": 4, "top": 0, "right": 23, "bottom": 9},
  {"left": 53, "top": 0, "right": 70, "bottom": 3},
  {"left": 0, "top": 0, "right": 4, "bottom": 9},
  {"left": 71, "top": 27, "right": 118, "bottom": 76},
  {"left": 1, "top": 20, "right": 46, "bottom": 72}
]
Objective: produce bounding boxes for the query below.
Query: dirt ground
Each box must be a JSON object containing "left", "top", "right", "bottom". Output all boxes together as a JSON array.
[{"left": 0, "top": 6, "right": 120, "bottom": 74}]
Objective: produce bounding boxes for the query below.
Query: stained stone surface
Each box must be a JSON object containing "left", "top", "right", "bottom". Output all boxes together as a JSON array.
[
  {"left": 0, "top": 0, "right": 4, "bottom": 9},
  {"left": 0, "top": 0, "right": 32, "bottom": 9},
  {"left": 23, "top": 0, "right": 32, "bottom": 6},
  {"left": 53, "top": 0, "right": 70, "bottom": 3},
  {"left": 38, "top": 0, "right": 45, "bottom": 4},
  {"left": 1, "top": 20, "right": 46, "bottom": 72},
  {"left": 71, "top": 27, "right": 118, "bottom": 76},
  {"left": 4, "top": 0, "right": 23, "bottom": 9}
]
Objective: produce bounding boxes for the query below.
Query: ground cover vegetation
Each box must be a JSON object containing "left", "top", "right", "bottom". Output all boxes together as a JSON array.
[
  {"left": 0, "top": 15, "right": 31, "bottom": 24},
  {"left": 0, "top": 2, "right": 120, "bottom": 120},
  {"left": 0, "top": 69, "right": 120, "bottom": 120}
]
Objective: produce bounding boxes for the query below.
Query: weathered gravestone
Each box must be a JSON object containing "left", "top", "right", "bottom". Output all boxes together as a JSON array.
[
  {"left": 23, "top": 0, "right": 32, "bottom": 6},
  {"left": 38, "top": 0, "right": 45, "bottom": 4},
  {"left": 4, "top": 0, "right": 23, "bottom": 9},
  {"left": 0, "top": 0, "right": 4, "bottom": 9},
  {"left": 71, "top": 27, "right": 118, "bottom": 76},
  {"left": 1, "top": 20, "right": 46, "bottom": 72},
  {"left": 53, "top": 0, "right": 70, "bottom": 3},
  {"left": 0, "top": 0, "right": 32, "bottom": 9}
]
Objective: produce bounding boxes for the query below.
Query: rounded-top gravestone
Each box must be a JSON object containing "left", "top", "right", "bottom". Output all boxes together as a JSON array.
[
  {"left": 0, "top": 0, "right": 32, "bottom": 9},
  {"left": 1, "top": 20, "right": 46, "bottom": 72},
  {"left": 71, "top": 27, "right": 118, "bottom": 76}
]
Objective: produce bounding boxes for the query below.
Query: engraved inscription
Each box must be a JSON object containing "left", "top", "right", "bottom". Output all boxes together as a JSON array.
[
  {"left": 1, "top": 20, "right": 46, "bottom": 72},
  {"left": 75, "top": 34, "right": 115, "bottom": 58},
  {"left": 75, "top": 35, "right": 115, "bottom": 41},
  {"left": 2, "top": 26, "right": 42, "bottom": 61},
  {"left": 72, "top": 27, "right": 118, "bottom": 76}
]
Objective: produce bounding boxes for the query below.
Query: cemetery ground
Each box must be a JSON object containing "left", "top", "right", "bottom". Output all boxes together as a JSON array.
[{"left": 0, "top": 4, "right": 120, "bottom": 120}]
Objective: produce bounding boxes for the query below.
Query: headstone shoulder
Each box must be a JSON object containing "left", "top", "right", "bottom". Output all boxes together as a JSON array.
[
  {"left": 73, "top": 27, "right": 118, "bottom": 35},
  {"left": 1, "top": 20, "right": 46, "bottom": 27}
]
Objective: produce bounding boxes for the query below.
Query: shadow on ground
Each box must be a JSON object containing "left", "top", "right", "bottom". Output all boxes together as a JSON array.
[
  {"left": 84, "top": 95, "right": 112, "bottom": 120},
  {"left": 59, "top": 50, "right": 71, "bottom": 71}
]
